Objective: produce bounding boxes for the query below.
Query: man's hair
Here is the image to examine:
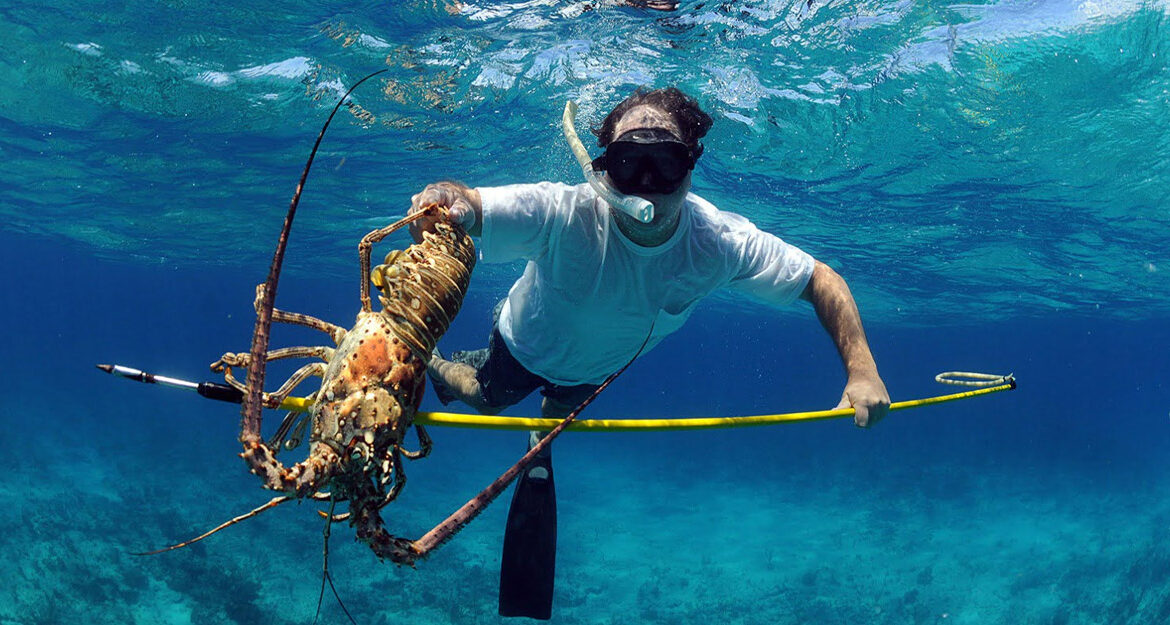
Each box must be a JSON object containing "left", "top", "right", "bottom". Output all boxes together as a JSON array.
[{"left": 592, "top": 87, "right": 713, "bottom": 153}]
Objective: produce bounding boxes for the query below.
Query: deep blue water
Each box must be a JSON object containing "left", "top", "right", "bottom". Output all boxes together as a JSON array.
[{"left": 3, "top": 1, "right": 1169, "bottom": 624}]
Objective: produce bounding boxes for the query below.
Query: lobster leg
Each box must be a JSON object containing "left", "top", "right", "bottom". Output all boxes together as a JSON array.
[
  {"left": 213, "top": 346, "right": 333, "bottom": 391},
  {"left": 399, "top": 424, "right": 433, "bottom": 460},
  {"left": 264, "top": 362, "right": 328, "bottom": 407},
  {"left": 379, "top": 445, "right": 407, "bottom": 507},
  {"left": 358, "top": 210, "right": 434, "bottom": 313},
  {"left": 325, "top": 445, "right": 405, "bottom": 524},
  {"left": 353, "top": 500, "right": 417, "bottom": 565},
  {"left": 272, "top": 392, "right": 318, "bottom": 450},
  {"left": 254, "top": 284, "right": 349, "bottom": 345},
  {"left": 214, "top": 345, "right": 334, "bottom": 370},
  {"left": 273, "top": 309, "right": 347, "bottom": 345},
  {"left": 242, "top": 439, "right": 340, "bottom": 495}
]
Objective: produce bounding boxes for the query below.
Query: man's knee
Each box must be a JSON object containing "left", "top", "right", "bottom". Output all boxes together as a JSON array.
[
  {"left": 476, "top": 400, "right": 506, "bottom": 416},
  {"left": 469, "top": 383, "right": 518, "bottom": 416},
  {"left": 541, "top": 397, "right": 576, "bottom": 418}
]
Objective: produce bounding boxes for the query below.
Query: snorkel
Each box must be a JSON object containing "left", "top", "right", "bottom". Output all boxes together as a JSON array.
[{"left": 562, "top": 101, "right": 655, "bottom": 224}]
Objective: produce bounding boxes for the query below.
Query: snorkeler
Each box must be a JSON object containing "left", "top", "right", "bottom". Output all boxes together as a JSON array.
[{"left": 406, "top": 87, "right": 890, "bottom": 619}]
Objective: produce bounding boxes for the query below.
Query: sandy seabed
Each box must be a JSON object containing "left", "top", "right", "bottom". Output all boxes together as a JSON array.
[{"left": 3, "top": 406, "right": 1167, "bottom": 625}]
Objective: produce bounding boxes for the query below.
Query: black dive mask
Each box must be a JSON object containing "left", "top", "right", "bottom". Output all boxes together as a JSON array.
[{"left": 592, "top": 129, "right": 698, "bottom": 195}]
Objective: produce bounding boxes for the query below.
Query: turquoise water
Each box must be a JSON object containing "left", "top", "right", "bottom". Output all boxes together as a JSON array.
[{"left": 2, "top": 1, "right": 1169, "bottom": 623}]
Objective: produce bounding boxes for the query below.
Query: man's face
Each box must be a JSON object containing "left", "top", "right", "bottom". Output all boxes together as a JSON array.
[{"left": 604, "top": 105, "right": 694, "bottom": 204}]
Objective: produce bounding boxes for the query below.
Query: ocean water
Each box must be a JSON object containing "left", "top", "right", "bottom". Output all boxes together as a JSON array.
[{"left": 2, "top": 1, "right": 1169, "bottom": 624}]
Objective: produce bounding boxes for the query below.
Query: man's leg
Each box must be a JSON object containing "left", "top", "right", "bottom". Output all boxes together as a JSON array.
[{"left": 427, "top": 355, "right": 504, "bottom": 415}]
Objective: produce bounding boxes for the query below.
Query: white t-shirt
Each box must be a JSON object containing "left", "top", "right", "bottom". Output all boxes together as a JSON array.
[{"left": 478, "top": 182, "right": 815, "bottom": 385}]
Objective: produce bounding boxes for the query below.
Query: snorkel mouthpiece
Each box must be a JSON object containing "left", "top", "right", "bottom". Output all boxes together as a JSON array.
[{"left": 563, "top": 101, "right": 654, "bottom": 223}]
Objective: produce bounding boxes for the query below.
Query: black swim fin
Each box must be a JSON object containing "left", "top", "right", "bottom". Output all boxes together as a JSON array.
[{"left": 498, "top": 434, "right": 556, "bottom": 620}]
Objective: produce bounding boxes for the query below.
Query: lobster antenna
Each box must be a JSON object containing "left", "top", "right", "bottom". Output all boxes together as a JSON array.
[
  {"left": 240, "top": 69, "right": 388, "bottom": 444},
  {"left": 314, "top": 497, "right": 357, "bottom": 625},
  {"left": 133, "top": 495, "right": 293, "bottom": 556}
]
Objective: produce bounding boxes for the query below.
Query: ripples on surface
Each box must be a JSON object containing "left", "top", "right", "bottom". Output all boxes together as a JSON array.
[{"left": 0, "top": 0, "right": 1167, "bottom": 322}]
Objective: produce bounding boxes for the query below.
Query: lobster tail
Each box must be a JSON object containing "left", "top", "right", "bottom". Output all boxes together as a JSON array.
[{"left": 371, "top": 219, "right": 476, "bottom": 358}]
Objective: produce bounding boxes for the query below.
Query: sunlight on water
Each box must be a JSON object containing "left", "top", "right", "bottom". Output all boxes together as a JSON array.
[
  {"left": 2, "top": 1, "right": 1170, "bottom": 323},
  {"left": 3, "top": 0, "right": 1167, "bottom": 322}
]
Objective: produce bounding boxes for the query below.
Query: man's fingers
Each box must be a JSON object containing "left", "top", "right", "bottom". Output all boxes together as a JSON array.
[
  {"left": 837, "top": 375, "right": 890, "bottom": 429},
  {"left": 834, "top": 393, "right": 868, "bottom": 427},
  {"left": 855, "top": 396, "right": 890, "bottom": 428},
  {"left": 411, "top": 185, "right": 450, "bottom": 213},
  {"left": 836, "top": 390, "right": 888, "bottom": 427},
  {"left": 854, "top": 404, "right": 871, "bottom": 428},
  {"left": 449, "top": 200, "right": 475, "bottom": 229}
]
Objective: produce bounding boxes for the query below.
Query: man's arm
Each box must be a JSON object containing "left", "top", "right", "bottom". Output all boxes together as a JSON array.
[
  {"left": 408, "top": 181, "right": 484, "bottom": 242},
  {"left": 800, "top": 261, "right": 890, "bottom": 427}
]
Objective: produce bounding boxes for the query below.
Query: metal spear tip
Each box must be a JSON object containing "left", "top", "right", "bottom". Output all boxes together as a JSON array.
[{"left": 96, "top": 364, "right": 114, "bottom": 374}]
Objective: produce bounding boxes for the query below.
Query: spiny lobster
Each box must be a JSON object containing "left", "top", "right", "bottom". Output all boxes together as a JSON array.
[{"left": 140, "top": 71, "right": 639, "bottom": 571}]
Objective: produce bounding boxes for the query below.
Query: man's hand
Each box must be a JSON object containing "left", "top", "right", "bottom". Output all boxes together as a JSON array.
[
  {"left": 835, "top": 372, "right": 890, "bottom": 428},
  {"left": 408, "top": 181, "right": 479, "bottom": 242}
]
